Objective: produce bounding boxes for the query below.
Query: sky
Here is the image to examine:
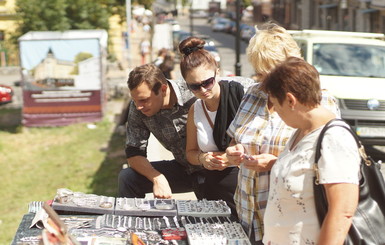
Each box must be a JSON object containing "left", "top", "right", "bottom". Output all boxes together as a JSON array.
[{"left": 20, "top": 39, "right": 100, "bottom": 70}]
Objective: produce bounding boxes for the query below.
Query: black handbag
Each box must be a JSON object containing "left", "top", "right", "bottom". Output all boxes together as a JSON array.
[{"left": 313, "top": 119, "right": 385, "bottom": 245}]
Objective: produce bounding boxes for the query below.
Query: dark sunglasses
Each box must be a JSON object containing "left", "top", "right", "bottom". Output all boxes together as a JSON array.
[{"left": 187, "top": 72, "right": 216, "bottom": 91}]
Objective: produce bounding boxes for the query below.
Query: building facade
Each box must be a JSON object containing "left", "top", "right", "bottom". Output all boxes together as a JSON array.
[
  {"left": 255, "top": 0, "right": 385, "bottom": 34},
  {"left": 0, "top": 0, "right": 17, "bottom": 66}
]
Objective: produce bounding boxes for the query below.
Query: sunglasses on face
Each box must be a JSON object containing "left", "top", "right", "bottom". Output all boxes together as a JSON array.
[{"left": 187, "top": 72, "right": 216, "bottom": 91}]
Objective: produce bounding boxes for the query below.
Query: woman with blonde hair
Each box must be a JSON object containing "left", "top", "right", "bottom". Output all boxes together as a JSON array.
[{"left": 226, "top": 22, "right": 340, "bottom": 244}]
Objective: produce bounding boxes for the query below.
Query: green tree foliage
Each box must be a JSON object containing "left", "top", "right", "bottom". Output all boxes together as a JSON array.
[
  {"left": 15, "top": 0, "right": 115, "bottom": 37},
  {"left": 133, "top": 0, "right": 154, "bottom": 10},
  {"left": 243, "top": 0, "right": 252, "bottom": 7},
  {"left": 71, "top": 52, "right": 93, "bottom": 74},
  {"left": 15, "top": 0, "right": 71, "bottom": 33},
  {"left": 74, "top": 52, "right": 93, "bottom": 63},
  {"left": 66, "top": 0, "right": 110, "bottom": 30}
]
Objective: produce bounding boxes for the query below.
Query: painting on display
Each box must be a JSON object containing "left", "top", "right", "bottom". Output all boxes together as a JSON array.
[{"left": 18, "top": 30, "right": 108, "bottom": 127}]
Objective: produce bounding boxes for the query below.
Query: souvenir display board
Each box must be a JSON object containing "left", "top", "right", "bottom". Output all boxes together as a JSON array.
[{"left": 18, "top": 30, "right": 108, "bottom": 127}]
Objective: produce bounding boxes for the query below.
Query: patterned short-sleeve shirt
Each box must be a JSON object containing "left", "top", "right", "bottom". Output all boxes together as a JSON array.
[
  {"left": 125, "top": 79, "right": 201, "bottom": 174},
  {"left": 263, "top": 123, "right": 360, "bottom": 244},
  {"left": 227, "top": 83, "right": 340, "bottom": 241}
]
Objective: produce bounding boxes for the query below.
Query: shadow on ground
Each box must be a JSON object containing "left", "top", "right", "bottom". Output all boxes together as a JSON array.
[
  {"left": 89, "top": 108, "right": 128, "bottom": 197},
  {"left": 0, "top": 107, "right": 22, "bottom": 133}
]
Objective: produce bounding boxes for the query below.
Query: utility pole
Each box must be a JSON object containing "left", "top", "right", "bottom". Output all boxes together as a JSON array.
[
  {"left": 126, "top": 0, "right": 131, "bottom": 50},
  {"left": 234, "top": 0, "right": 241, "bottom": 76},
  {"left": 125, "top": 0, "right": 131, "bottom": 66},
  {"left": 190, "top": 1, "right": 194, "bottom": 34}
]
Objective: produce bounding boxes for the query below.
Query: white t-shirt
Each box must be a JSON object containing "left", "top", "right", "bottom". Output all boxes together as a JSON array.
[
  {"left": 194, "top": 99, "right": 218, "bottom": 152},
  {"left": 263, "top": 123, "right": 360, "bottom": 245}
]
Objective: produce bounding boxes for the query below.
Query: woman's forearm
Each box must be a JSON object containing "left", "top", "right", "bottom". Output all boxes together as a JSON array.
[{"left": 318, "top": 183, "right": 358, "bottom": 245}]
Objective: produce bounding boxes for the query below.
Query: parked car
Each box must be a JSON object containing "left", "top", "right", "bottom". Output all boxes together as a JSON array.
[
  {"left": 191, "top": 10, "right": 208, "bottom": 18},
  {"left": 173, "top": 30, "right": 192, "bottom": 51},
  {"left": 231, "top": 23, "right": 250, "bottom": 35},
  {"left": 0, "top": 84, "right": 13, "bottom": 105},
  {"left": 204, "top": 43, "right": 221, "bottom": 66},
  {"left": 211, "top": 18, "right": 231, "bottom": 32},
  {"left": 291, "top": 30, "right": 385, "bottom": 145},
  {"left": 224, "top": 21, "right": 236, "bottom": 34},
  {"left": 241, "top": 25, "right": 256, "bottom": 42}
]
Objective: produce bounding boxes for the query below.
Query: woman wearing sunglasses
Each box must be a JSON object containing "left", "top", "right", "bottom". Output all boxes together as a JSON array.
[{"left": 179, "top": 36, "right": 245, "bottom": 215}]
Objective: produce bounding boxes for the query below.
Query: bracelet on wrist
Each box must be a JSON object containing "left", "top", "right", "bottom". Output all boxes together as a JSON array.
[{"left": 197, "top": 151, "right": 204, "bottom": 166}]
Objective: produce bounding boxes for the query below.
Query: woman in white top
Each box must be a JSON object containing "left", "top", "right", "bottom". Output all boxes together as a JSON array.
[
  {"left": 261, "top": 57, "right": 360, "bottom": 244},
  {"left": 179, "top": 37, "right": 245, "bottom": 215}
]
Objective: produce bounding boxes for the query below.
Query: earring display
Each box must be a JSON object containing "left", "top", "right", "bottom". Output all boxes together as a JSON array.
[
  {"left": 184, "top": 221, "right": 251, "bottom": 245},
  {"left": 114, "top": 198, "right": 177, "bottom": 216},
  {"left": 52, "top": 189, "right": 115, "bottom": 214},
  {"left": 95, "top": 214, "right": 181, "bottom": 231},
  {"left": 176, "top": 199, "right": 231, "bottom": 217}
]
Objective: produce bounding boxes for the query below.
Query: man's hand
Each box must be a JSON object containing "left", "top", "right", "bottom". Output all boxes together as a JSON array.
[
  {"left": 226, "top": 144, "right": 245, "bottom": 166},
  {"left": 152, "top": 174, "right": 172, "bottom": 199}
]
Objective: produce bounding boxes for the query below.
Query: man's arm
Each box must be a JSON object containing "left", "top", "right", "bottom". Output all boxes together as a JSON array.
[
  {"left": 125, "top": 101, "right": 172, "bottom": 198},
  {"left": 127, "top": 155, "right": 172, "bottom": 199}
]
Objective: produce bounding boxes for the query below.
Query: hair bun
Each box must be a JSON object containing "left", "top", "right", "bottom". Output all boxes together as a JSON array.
[
  {"left": 182, "top": 46, "right": 197, "bottom": 56},
  {"left": 181, "top": 44, "right": 204, "bottom": 56}
]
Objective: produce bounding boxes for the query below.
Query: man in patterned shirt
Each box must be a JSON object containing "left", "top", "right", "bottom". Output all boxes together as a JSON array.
[{"left": 118, "top": 64, "right": 203, "bottom": 199}]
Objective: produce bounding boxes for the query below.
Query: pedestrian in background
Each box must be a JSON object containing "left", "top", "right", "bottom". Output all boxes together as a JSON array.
[
  {"left": 153, "top": 48, "right": 168, "bottom": 66},
  {"left": 159, "top": 54, "right": 174, "bottom": 79},
  {"left": 140, "top": 39, "right": 150, "bottom": 65}
]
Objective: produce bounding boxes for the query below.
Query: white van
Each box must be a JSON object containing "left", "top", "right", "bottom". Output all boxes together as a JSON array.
[{"left": 291, "top": 30, "right": 385, "bottom": 145}]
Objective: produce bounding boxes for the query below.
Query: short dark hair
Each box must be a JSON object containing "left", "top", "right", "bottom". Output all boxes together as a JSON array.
[
  {"left": 262, "top": 57, "right": 322, "bottom": 107},
  {"left": 127, "top": 64, "right": 167, "bottom": 95}
]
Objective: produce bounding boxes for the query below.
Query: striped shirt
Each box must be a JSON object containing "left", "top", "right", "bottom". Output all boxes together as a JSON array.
[{"left": 227, "top": 83, "right": 340, "bottom": 242}]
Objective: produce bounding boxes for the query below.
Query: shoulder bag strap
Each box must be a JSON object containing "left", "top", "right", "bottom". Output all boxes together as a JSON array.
[
  {"left": 201, "top": 100, "right": 214, "bottom": 129},
  {"left": 314, "top": 118, "right": 367, "bottom": 184}
]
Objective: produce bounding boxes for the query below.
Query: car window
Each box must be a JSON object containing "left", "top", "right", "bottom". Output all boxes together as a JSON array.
[
  {"left": 297, "top": 41, "right": 307, "bottom": 59},
  {"left": 204, "top": 45, "right": 217, "bottom": 52},
  {"left": 313, "top": 43, "right": 385, "bottom": 78}
]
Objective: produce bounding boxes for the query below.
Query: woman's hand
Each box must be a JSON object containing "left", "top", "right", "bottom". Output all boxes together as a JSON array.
[
  {"left": 226, "top": 144, "right": 245, "bottom": 166},
  {"left": 200, "top": 152, "right": 228, "bottom": 171},
  {"left": 242, "top": 153, "right": 277, "bottom": 172}
]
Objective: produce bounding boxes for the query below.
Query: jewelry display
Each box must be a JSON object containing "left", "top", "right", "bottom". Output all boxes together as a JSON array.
[
  {"left": 61, "top": 217, "right": 95, "bottom": 230},
  {"left": 19, "top": 193, "right": 253, "bottom": 245},
  {"left": 173, "top": 216, "right": 180, "bottom": 228},
  {"left": 184, "top": 220, "right": 251, "bottom": 245},
  {"left": 52, "top": 189, "right": 115, "bottom": 215},
  {"left": 28, "top": 201, "right": 44, "bottom": 213},
  {"left": 95, "top": 214, "right": 179, "bottom": 231},
  {"left": 154, "top": 199, "right": 175, "bottom": 210},
  {"left": 19, "top": 236, "right": 41, "bottom": 244},
  {"left": 176, "top": 199, "right": 231, "bottom": 217},
  {"left": 114, "top": 197, "right": 177, "bottom": 217}
]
